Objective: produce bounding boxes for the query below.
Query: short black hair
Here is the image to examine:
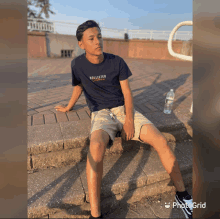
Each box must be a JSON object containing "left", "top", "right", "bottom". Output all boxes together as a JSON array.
[{"left": 76, "top": 20, "right": 101, "bottom": 41}]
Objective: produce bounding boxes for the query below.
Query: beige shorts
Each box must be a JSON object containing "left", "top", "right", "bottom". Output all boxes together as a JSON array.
[{"left": 90, "top": 105, "right": 153, "bottom": 146}]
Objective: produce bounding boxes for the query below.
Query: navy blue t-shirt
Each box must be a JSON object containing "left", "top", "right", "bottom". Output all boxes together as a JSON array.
[{"left": 71, "top": 52, "right": 132, "bottom": 112}]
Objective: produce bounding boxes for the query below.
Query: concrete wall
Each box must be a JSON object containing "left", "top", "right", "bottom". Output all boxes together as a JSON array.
[
  {"left": 181, "top": 40, "right": 192, "bottom": 56},
  {"left": 28, "top": 32, "right": 192, "bottom": 61},
  {"left": 103, "top": 38, "right": 129, "bottom": 59},
  {"left": 128, "top": 39, "right": 183, "bottom": 60},
  {"left": 28, "top": 31, "right": 47, "bottom": 58},
  {"left": 45, "top": 33, "right": 84, "bottom": 58},
  {"left": 103, "top": 38, "right": 186, "bottom": 61}
]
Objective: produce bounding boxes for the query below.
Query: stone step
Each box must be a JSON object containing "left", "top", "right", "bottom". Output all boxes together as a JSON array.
[
  {"left": 27, "top": 141, "right": 192, "bottom": 218},
  {"left": 27, "top": 120, "right": 192, "bottom": 171}
]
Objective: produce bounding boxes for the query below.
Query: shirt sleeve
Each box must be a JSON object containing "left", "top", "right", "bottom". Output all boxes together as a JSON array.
[
  {"left": 119, "top": 57, "right": 132, "bottom": 81},
  {"left": 71, "top": 59, "right": 81, "bottom": 86}
]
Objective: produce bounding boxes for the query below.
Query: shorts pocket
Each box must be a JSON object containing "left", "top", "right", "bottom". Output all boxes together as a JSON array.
[
  {"left": 112, "top": 105, "right": 125, "bottom": 117},
  {"left": 91, "top": 111, "right": 98, "bottom": 121}
]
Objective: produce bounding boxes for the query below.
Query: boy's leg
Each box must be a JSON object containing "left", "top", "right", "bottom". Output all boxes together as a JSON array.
[
  {"left": 87, "top": 129, "right": 110, "bottom": 218},
  {"left": 139, "top": 124, "right": 185, "bottom": 192}
]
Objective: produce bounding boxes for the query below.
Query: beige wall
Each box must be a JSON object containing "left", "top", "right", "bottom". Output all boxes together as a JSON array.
[
  {"left": 28, "top": 32, "right": 192, "bottom": 60},
  {"left": 45, "top": 33, "right": 84, "bottom": 57}
]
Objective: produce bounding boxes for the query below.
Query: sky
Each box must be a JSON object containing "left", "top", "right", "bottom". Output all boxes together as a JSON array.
[{"left": 29, "top": 0, "right": 193, "bottom": 39}]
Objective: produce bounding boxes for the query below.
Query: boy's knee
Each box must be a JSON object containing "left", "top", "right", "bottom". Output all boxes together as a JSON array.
[
  {"left": 90, "top": 141, "right": 106, "bottom": 150},
  {"left": 89, "top": 141, "right": 107, "bottom": 162},
  {"left": 159, "top": 134, "right": 168, "bottom": 145}
]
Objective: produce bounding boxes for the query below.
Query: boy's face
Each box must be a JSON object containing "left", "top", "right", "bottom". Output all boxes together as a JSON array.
[{"left": 78, "top": 27, "right": 103, "bottom": 56}]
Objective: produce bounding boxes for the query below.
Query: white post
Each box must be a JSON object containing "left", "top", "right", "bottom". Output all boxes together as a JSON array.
[
  {"left": 53, "top": 22, "right": 55, "bottom": 33},
  {"left": 150, "top": 30, "right": 153, "bottom": 40}
]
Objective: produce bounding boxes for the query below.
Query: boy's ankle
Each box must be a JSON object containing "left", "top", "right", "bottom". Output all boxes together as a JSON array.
[{"left": 89, "top": 213, "right": 102, "bottom": 218}]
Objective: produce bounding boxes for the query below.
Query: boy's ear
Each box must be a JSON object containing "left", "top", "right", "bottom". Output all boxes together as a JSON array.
[{"left": 78, "top": 41, "right": 84, "bottom": 50}]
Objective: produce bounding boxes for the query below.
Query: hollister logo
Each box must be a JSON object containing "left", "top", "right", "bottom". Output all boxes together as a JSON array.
[{"left": 90, "top": 75, "right": 106, "bottom": 82}]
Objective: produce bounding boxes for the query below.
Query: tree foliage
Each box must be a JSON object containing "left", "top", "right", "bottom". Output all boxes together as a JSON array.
[{"left": 27, "top": 0, "right": 55, "bottom": 19}]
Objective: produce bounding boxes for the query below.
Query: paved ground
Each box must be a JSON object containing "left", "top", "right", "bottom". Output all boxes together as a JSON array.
[
  {"left": 28, "top": 57, "right": 192, "bottom": 128},
  {"left": 103, "top": 184, "right": 192, "bottom": 219},
  {"left": 48, "top": 184, "right": 192, "bottom": 218}
]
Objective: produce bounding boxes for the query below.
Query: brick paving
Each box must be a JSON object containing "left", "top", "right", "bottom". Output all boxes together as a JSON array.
[{"left": 28, "top": 57, "right": 192, "bottom": 127}]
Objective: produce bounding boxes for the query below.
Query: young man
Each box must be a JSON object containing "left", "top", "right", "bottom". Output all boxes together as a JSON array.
[{"left": 55, "top": 20, "right": 193, "bottom": 219}]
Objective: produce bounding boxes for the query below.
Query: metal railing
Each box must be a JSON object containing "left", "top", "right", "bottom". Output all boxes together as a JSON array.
[
  {"left": 167, "top": 21, "right": 193, "bottom": 113},
  {"left": 27, "top": 18, "right": 192, "bottom": 41},
  {"left": 28, "top": 19, "right": 55, "bottom": 32},
  {"left": 128, "top": 29, "right": 192, "bottom": 41}
]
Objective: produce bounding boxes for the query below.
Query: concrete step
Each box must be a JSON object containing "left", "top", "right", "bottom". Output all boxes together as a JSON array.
[
  {"left": 27, "top": 120, "right": 192, "bottom": 172},
  {"left": 45, "top": 184, "right": 192, "bottom": 218},
  {"left": 27, "top": 141, "right": 192, "bottom": 218}
]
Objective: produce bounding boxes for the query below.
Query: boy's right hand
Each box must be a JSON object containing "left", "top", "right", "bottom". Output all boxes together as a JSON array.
[{"left": 54, "top": 105, "right": 70, "bottom": 112}]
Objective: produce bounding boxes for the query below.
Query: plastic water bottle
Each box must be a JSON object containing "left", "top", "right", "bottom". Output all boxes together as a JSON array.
[{"left": 164, "top": 89, "right": 175, "bottom": 114}]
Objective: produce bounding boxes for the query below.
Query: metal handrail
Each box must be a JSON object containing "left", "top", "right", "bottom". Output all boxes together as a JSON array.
[
  {"left": 168, "top": 21, "right": 192, "bottom": 61},
  {"left": 167, "top": 21, "right": 193, "bottom": 112}
]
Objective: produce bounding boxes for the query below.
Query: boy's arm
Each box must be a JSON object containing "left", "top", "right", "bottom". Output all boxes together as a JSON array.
[
  {"left": 66, "top": 84, "right": 83, "bottom": 111},
  {"left": 119, "top": 79, "right": 134, "bottom": 122}
]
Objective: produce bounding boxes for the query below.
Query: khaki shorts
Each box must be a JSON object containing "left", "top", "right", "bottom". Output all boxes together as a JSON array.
[{"left": 90, "top": 105, "right": 153, "bottom": 146}]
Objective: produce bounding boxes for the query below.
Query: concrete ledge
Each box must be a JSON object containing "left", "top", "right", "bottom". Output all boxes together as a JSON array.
[
  {"left": 102, "top": 172, "right": 192, "bottom": 207},
  {"left": 83, "top": 143, "right": 192, "bottom": 202},
  {"left": 28, "top": 31, "right": 46, "bottom": 36},
  {"left": 162, "top": 125, "right": 192, "bottom": 142},
  {"left": 60, "top": 120, "right": 91, "bottom": 150},
  {"left": 28, "top": 164, "right": 85, "bottom": 218},
  {"left": 27, "top": 119, "right": 192, "bottom": 171},
  {"left": 28, "top": 124, "right": 64, "bottom": 155},
  {"left": 31, "top": 147, "right": 85, "bottom": 170}
]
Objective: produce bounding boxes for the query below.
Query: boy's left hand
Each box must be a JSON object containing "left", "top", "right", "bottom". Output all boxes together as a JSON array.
[{"left": 122, "top": 120, "right": 135, "bottom": 141}]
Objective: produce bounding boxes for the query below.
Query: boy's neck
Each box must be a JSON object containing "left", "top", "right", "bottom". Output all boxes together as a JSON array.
[{"left": 85, "top": 52, "right": 104, "bottom": 64}]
